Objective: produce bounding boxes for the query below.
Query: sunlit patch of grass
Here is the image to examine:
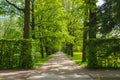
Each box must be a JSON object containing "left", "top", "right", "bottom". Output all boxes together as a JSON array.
[
  {"left": 74, "top": 52, "right": 82, "bottom": 54},
  {"left": 67, "top": 52, "right": 87, "bottom": 67}
]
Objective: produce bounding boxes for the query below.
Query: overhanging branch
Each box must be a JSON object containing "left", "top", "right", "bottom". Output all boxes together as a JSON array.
[{"left": 6, "top": 0, "right": 24, "bottom": 12}]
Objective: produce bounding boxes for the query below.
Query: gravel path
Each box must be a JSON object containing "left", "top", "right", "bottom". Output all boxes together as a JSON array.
[{"left": 0, "top": 51, "right": 120, "bottom": 80}]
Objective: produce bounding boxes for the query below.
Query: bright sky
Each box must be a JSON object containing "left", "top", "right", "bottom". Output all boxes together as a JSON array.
[{"left": 96, "top": 0, "right": 104, "bottom": 6}]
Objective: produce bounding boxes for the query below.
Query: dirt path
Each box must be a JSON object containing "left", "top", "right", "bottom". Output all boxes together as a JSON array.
[{"left": 0, "top": 51, "right": 120, "bottom": 80}]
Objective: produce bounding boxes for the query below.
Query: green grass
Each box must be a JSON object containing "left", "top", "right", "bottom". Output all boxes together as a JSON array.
[
  {"left": 67, "top": 52, "right": 87, "bottom": 67},
  {"left": 33, "top": 52, "right": 54, "bottom": 69}
]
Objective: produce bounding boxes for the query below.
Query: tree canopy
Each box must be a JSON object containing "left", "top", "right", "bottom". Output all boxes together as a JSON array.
[{"left": 0, "top": 0, "right": 119, "bottom": 61}]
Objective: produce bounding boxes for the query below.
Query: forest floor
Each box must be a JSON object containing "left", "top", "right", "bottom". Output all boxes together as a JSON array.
[{"left": 0, "top": 51, "right": 120, "bottom": 80}]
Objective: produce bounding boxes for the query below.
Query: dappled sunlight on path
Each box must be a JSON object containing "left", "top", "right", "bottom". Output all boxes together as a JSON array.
[
  {"left": 35, "top": 51, "right": 82, "bottom": 74},
  {"left": 0, "top": 51, "right": 91, "bottom": 80},
  {"left": 0, "top": 51, "right": 120, "bottom": 80}
]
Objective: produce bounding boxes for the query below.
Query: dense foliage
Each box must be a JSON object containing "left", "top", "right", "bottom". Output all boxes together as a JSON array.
[
  {"left": 0, "top": 39, "right": 33, "bottom": 69},
  {"left": 86, "top": 39, "right": 120, "bottom": 69},
  {"left": 97, "top": 0, "right": 120, "bottom": 38},
  {"left": 0, "top": 0, "right": 120, "bottom": 69}
]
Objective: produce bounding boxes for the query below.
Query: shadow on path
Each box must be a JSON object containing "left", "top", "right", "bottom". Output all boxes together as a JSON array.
[{"left": 0, "top": 51, "right": 120, "bottom": 80}]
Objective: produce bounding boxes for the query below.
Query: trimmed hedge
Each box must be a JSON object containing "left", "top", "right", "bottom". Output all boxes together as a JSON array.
[
  {"left": 86, "top": 38, "right": 120, "bottom": 69},
  {"left": 0, "top": 39, "right": 33, "bottom": 69}
]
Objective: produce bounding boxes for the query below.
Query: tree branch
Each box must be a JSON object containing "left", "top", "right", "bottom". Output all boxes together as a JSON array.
[
  {"left": 31, "top": 0, "right": 35, "bottom": 3},
  {"left": 6, "top": 0, "right": 24, "bottom": 12}
]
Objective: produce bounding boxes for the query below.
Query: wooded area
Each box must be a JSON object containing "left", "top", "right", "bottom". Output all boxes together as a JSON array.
[{"left": 0, "top": 0, "right": 120, "bottom": 69}]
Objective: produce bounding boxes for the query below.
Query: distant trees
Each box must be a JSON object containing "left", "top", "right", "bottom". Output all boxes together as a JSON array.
[
  {"left": 34, "top": 0, "right": 66, "bottom": 57},
  {"left": 62, "top": 0, "right": 83, "bottom": 57}
]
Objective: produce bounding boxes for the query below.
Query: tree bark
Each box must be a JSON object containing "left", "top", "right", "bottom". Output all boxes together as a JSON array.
[
  {"left": 45, "top": 46, "right": 49, "bottom": 57},
  {"left": 6, "top": 0, "right": 30, "bottom": 39},
  {"left": 31, "top": 0, "right": 35, "bottom": 39},
  {"left": 89, "top": 11, "right": 96, "bottom": 38},
  {"left": 65, "top": 43, "right": 73, "bottom": 57},
  {"left": 40, "top": 38, "right": 44, "bottom": 58},
  {"left": 82, "top": 29, "right": 87, "bottom": 62},
  {"left": 88, "top": 1, "right": 97, "bottom": 39},
  {"left": 23, "top": 0, "right": 30, "bottom": 38},
  {"left": 69, "top": 44, "right": 73, "bottom": 57}
]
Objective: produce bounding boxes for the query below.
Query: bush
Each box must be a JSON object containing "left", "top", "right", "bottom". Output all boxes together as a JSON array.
[
  {"left": 86, "top": 38, "right": 120, "bottom": 69},
  {"left": 0, "top": 39, "right": 33, "bottom": 69}
]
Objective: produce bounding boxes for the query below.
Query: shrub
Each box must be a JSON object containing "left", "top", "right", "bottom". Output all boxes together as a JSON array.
[
  {"left": 86, "top": 38, "right": 120, "bottom": 69},
  {"left": 0, "top": 39, "right": 33, "bottom": 69}
]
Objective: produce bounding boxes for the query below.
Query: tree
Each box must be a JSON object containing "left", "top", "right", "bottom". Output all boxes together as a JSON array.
[
  {"left": 0, "top": 16, "right": 22, "bottom": 39},
  {"left": 82, "top": 0, "right": 98, "bottom": 62},
  {"left": 6, "top": 0, "right": 30, "bottom": 39},
  {"left": 34, "top": 0, "right": 66, "bottom": 57},
  {"left": 31, "top": 0, "right": 35, "bottom": 39},
  {"left": 97, "top": 0, "right": 120, "bottom": 38},
  {"left": 62, "top": 0, "right": 83, "bottom": 57}
]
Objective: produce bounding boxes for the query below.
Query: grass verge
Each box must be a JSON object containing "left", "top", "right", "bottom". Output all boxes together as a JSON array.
[
  {"left": 67, "top": 52, "right": 87, "bottom": 67},
  {"left": 33, "top": 53, "right": 54, "bottom": 69}
]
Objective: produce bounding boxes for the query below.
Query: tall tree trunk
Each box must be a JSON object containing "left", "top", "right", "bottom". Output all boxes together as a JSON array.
[
  {"left": 45, "top": 46, "right": 49, "bottom": 57},
  {"left": 66, "top": 43, "right": 70, "bottom": 55},
  {"left": 5, "top": 0, "right": 30, "bottom": 39},
  {"left": 69, "top": 44, "right": 73, "bottom": 57},
  {"left": 88, "top": 1, "right": 97, "bottom": 39},
  {"left": 66, "top": 43, "right": 73, "bottom": 57},
  {"left": 40, "top": 38, "right": 44, "bottom": 58},
  {"left": 31, "top": 0, "right": 35, "bottom": 39},
  {"left": 89, "top": 11, "right": 96, "bottom": 38},
  {"left": 82, "top": 29, "right": 87, "bottom": 62},
  {"left": 81, "top": 0, "right": 97, "bottom": 62},
  {"left": 41, "top": 45, "right": 44, "bottom": 58},
  {"left": 23, "top": 0, "right": 30, "bottom": 38}
]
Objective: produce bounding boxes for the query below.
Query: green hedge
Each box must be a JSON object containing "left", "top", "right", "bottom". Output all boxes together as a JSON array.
[
  {"left": 0, "top": 39, "right": 33, "bottom": 69},
  {"left": 86, "top": 38, "right": 120, "bottom": 69}
]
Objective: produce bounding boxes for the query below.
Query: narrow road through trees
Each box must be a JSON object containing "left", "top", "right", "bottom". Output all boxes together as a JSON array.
[
  {"left": 0, "top": 51, "right": 120, "bottom": 80},
  {"left": 26, "top": 51, "right": 91, "bottom": 80}
]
